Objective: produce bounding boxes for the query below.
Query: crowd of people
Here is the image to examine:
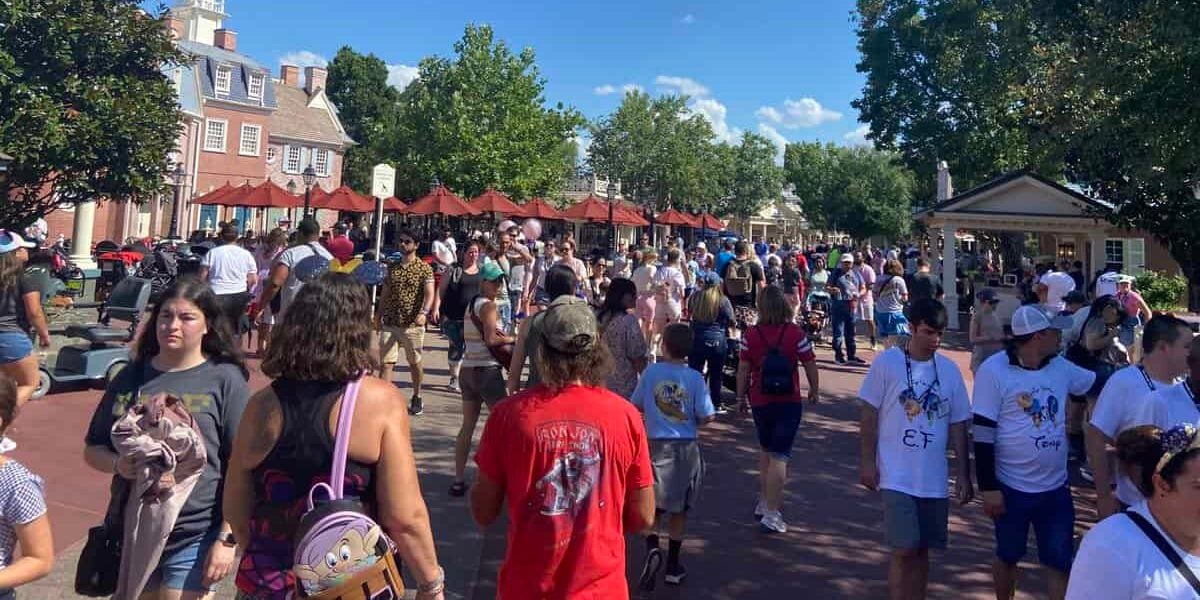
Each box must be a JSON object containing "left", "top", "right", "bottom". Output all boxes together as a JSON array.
[{"left": 0, "top": 218, "right": 1196, "bottom": 599}]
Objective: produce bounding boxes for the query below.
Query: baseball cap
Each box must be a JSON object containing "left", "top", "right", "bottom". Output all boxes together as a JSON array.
[
  {"left": 701, "top": 271, "right": 721, "bottom": 286},
  {"left": 839, "top": 254, "right": 854, "bottom": 263},
  {"left": 480, "top": 261, "right": 505, "bottom": 282},
  {"left": 541, "top": 296, "right": 599, "bottom": 354},
  {"left": 1011, "top": 305, "right": 1074, "bottom": 336},
  {"left": 976, "top": 288, "right": 999, "bottom": 303},
  {"left": 1116, "top": 274, "right": 1136, "bottom": 284},
  {"left": 695, "top": 241, "right": 706, "bottom": 250},
  {"left": 0, "top": 230, "right": 36, "bottom": 254}
]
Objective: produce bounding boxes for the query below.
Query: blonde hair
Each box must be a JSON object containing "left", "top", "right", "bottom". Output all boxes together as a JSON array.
[
  {"left": 756, "top": 285, "right": 794, "bottom": 325},
  {"left": 689, "top": 285, "right": 723, "bottom": 323}
]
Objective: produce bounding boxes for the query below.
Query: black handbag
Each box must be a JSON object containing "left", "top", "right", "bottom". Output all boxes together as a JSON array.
[{"left": 74, "top": 475, "right": 129, "bottom": 596}]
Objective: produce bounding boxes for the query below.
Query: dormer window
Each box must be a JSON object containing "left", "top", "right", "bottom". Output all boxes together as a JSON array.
[
  {"left": 215, "top": 65, "right": 232, "bottom": 95},
  {"left": 247, "top": 73, "right": 264, "bottom": 100}
]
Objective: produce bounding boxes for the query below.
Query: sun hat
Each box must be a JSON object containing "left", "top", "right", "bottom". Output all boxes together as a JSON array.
[
  {"left": 0, "top": 230, "right": 36, "bottom": 254},
  {"left": 480, "top": 261, "right": 505, "bottom": 282},
  {"left": 541, "top": 297, "right": 599, "bottom": 354},
  {"left": 1011, "top": 305, "right": 1074, "bottom": 336}
]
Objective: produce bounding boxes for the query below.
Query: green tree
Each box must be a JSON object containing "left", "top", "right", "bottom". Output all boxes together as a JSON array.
[
  {"left": 782, "top": 141, "right": 837, "bottom": 224},
  {"left": 720, "top": 132, "right": 784, "bottom": 221},
  {"left": 0, "top": 0, "right": 186, "bottom": 228},
  {"left": 784, "top": 142, "right": 914, "bottom": 241},
  {"left": 395, "top": 24, "right": 584, "bottom": 200},
  {"left": 325, "top": 46, "right": 401, "bottom": 194}
]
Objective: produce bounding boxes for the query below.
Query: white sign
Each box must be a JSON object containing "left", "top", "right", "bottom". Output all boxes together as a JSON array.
[{"left": 371, "top": 163, "right": 396, "bottom": 198}]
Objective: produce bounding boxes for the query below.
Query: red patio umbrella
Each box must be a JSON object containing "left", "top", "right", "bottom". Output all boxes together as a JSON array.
[
  {"left": 561, "top": 194, "right": 645, "bottom": 225},
  {"left": 191, "top": 182, "right": 243, "bottom": 205},
  {"left": 312, "top": 185, "right": 375, "bottom": 213},
  {"left": 656, "top": 208, "right": 696, "bottom": 227},
  {"left": 227, "top": 180, "right": 303, "bottom": 208},
  {"left": 513, "top": 197, "right": 563, "bottom": 220},
  {"left": 403, "top": 185, "right": 481, "bottom": 217},
  {"left": 382, "top": 196, "right": 407, "bottom": 212},
  {"left": 470, "top": 188, "right": 522, "bottom": 215},
  {"left": 694, "top": 212, "right": 725, "bottom": 230},
  {"left": 615, "top": 203, "right": 650, "bottom": 226}
]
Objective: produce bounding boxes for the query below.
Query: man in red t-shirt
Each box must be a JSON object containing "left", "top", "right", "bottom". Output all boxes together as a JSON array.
[
  {"left": 322, "top": 223, "right": 355, "bottom": 263},
  {"left": 472, "top": 300, "right": 656, "bottom": 599}
]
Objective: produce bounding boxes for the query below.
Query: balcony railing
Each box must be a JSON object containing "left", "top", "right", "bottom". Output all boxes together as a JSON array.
[{"left": 189, "top": 0, "right": 226, "bottom": 14}]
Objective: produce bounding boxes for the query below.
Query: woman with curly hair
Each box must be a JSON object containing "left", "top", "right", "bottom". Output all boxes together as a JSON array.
[
  {"left": 83, "top": 276, "right": 250, "bottom": 599},
  {"left": 223, "top": 272, "right": 445, "bottom": 599}
]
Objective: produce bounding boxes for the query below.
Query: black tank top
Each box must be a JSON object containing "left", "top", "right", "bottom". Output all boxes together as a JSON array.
[{"left": 237, "top": 379, "right": 377, "bottom": 597}]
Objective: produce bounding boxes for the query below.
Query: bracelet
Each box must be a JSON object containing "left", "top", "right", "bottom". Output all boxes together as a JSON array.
[{"left": 417, "top": 566, "right": 445, "bottom": 595}]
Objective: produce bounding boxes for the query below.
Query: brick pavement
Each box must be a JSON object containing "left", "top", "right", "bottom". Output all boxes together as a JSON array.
[{"left": 8, "top": 326, "right": 1099, "bottom": 599}]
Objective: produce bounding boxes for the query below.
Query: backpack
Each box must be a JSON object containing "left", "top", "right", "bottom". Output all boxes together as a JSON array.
[
  {"left": 292, "top": 378, "right": 405, "bottom": 599},
  {"left": 726, "top": 260, "right": 753, "bottom": 297},
  {"left": 755, "top": 326, "right": 795, "bottom": 396}
]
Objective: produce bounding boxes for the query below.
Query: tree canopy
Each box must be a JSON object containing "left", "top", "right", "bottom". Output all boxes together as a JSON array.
[
  {"left": 784, "top": 142, "right": 913, "bottom": 241},
  {"left": 325, "top": 46, "right": 400, "bottom": 194},
  {"left": 0, "top": 0, "right": 186, "bottom": 228}
]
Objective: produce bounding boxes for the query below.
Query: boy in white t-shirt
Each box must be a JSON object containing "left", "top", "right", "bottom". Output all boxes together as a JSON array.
[
  {"left": 859, "top": 299, "right": 973, "bottom": 600},
  {"left": 973, "top": 306, "right": 1095, "bottom": 600},
  {"left": 1087, "top": 315, "right": 1192, "bottom": 518}
]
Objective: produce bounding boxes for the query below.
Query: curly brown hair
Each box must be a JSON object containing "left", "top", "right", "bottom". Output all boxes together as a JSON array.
[
  {"left": 534, "top": 338, "right": 613, "bottom": 391},
  {"left": 262, "top": 272, "right": 378, "bottom": 382}
]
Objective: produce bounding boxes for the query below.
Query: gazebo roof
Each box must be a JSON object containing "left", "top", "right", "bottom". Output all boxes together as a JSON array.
[
  {"left": 915, "top": 171, "right": 1112, "bottom": 233},
  {"left": 918, "top": 171, "right": 1113, "bottom": 217}
]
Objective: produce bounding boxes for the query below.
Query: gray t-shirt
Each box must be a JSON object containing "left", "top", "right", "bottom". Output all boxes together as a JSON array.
[
  {"left": 275, "top": 242, "right": 333, "bottom": 315},
  {"left": 875, "top": 274, "right": 908, "bottom": 314},
  {"left": 0, "top": 274, "right": 39, "bottom": 335},
  {"left": 86, "top": 360, "right": 249, "bottom": 552}
]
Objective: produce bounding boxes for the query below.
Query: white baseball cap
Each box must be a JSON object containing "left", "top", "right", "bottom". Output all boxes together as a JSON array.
[
  {"left": 0, "top": 230, "right": 35, "bottom": 254},
  {"left": 1011, "top": 305, "right": 1074, "bottom": 336}
]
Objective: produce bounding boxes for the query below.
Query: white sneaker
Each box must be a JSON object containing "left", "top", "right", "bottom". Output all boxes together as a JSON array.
[
  {"left": 0, "top": 437, "right": 17, "bottom": 453},
  {"left": 448, "top": 377, "right": 461, "bottom": 393},
  {"left": 760, "top": 510, "right": 788, "bottom": 534},
  {"left": 753, "top": 498, "right": 768, "bottom": 520}
]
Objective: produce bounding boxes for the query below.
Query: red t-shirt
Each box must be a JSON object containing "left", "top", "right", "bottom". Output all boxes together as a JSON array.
[
  {"left": 474, "top": 384, "right": 654, "bottom": 600},
  {"left": 738, "top": 323, "right": 817, "bottom": 406},
  {"left": 323, "top": 235, "right": 355, "bottom": 262}
]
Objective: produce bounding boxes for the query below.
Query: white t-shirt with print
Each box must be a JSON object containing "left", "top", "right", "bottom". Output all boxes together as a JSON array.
[
  {"left": 1131, "top": 380, "right": 1200, "bottom": 432},
  {"left": 858, "top": 347, "right": 971, "bottom": 499},
  {"left": 973, "top": 352, "right": 1095, "bottom": 493},
  {"left": 1066, "top": 501, "right": 1200, "bottom": 600},
  {"left": 1091, "top": 365, "right": 1178, "bottom": 506}
]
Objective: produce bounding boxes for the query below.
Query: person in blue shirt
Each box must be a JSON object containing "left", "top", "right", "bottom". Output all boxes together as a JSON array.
[
  {"left": 630, "top": 323, "right": 716, "bottom": 591},
  {"left": 714, "top": 240, "right": 736, "bottom": 283}
]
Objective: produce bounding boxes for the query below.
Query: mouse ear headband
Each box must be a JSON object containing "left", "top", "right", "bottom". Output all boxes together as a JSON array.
[{"left": 1156, "top": 423, "right": 1200, "bottom": 475}]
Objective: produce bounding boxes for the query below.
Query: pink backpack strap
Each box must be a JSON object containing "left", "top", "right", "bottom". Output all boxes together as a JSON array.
[{"left": 329, "top": 376, "right": 363, "bottom": 499}]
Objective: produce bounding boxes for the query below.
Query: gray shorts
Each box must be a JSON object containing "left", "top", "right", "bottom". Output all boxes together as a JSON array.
[
  {"left": 460, "top": 365, "right": 506, "bottom": 407},
  {"left": 882, "top": 489, "right": 949, "bottom": 550},
  {"left": 650, "top": 439, "right": 704, "bottom": 514}
]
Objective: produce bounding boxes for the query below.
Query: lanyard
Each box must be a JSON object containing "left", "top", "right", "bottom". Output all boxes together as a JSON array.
[
  {"left": 904, "top": 349, "right": 941, "bottom": 403},
  {"left": 1138, "top": 366, "right": 1157, "bottom": 392}
]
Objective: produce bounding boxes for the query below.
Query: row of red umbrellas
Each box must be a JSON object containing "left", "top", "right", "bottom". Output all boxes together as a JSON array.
[{"left": 191, "top": 182, "right": 724, "bottom": 229}]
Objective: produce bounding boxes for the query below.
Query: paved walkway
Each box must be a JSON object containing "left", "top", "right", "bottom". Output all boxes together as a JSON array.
[{"left": 9, "top": 326, "right": 1099, "bottom": 599}]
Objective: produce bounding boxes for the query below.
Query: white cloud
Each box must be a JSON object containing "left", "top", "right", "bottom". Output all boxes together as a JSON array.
[
  {"left": 691, "top": 97, "right": 742, "bottom": 144},
  {"left": 681, "top": 13, "right": 696, "bottom": 24},
  {"left": 593, "top": 84, "right": 617, "bottom": 96},
  {"left": 755, "top": 97, "right": 842, "bottom": 129},
  {"left": 843, "top": 124, "right": 871, "bottom": 146},
  {"left": 622, "top": 82, "right": 645, "bottom": 95},
  {"left": 386, "top": 64, "right": 419, "bottom": 90},
  {"left": 573, "top": 133, "right": 592, "bottom": 164},
  {"left": 654, "top": 75, "right": 710, "bottom": 98},
  {"left": 757, "top": 123, "right": 788, "bottom": 164}
]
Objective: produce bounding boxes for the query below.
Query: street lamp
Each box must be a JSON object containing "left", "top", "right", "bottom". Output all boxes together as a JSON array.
[
  {"left": 301, "top": 165, "right": 317, "bottom": 218},
  {"left": 168, "top": 163, "right": 186, "bottom": 239},
  {"left": 606, "top": 180, "right": 617, "bottom": 258}
]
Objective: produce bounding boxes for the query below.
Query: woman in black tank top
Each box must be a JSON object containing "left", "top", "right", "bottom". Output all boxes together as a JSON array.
[{"left": 223, "top": 273, "right": 446, "bottom": 599}]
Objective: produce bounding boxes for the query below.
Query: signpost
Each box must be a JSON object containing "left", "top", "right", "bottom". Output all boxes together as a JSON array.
[{"left": 370, "top": 164, "right": 396, "bottom": 313}]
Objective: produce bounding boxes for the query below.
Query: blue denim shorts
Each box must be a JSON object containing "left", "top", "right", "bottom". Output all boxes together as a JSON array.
[
  {"left": 0, "top": 332, "right": 33, "bottom": 365},
  {"left": 994, "top": 484, "right": 1074, "bottom": 572},
  {"left": 751, "top": 401, "right": 804, "bottom": 460},
  {"left": 144, "top": 530, "right": 220, "bottom": 592}
]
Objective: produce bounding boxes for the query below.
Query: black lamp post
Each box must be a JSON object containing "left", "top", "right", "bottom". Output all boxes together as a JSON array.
[
  {"left": 168, "top": 163, "right": 186, "bottom": 239},
  {"left": 301, "top": 165, "right": 317, "bottom": 218},
  {"left": 606, "top": 180, "right": 617, "bottom": 258}
]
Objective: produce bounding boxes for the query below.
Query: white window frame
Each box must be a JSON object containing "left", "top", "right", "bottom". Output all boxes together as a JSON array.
[
  {"left": 284, "top": 145, "right": 302, "bottom": 174},
  {"left": 314, "top": 148, "right": 330, "bottom": 176},
  {"left": 266, "top": 146, "right": 277, "bottom": 164},
  {"left": 247, "top": 73, "right": 264, "bottom": 100},
  {"left": 215, "top": 65, "right": 232, "bottom": 95},
  {"left": 238, "top": 124, "right": 261, "bottom": 156},
  {"left": 1125, "top": 238, "right": 1146, "bottom": 275},
  {"left": 203, "top": 118, "right": 227, "bottom": 152}
]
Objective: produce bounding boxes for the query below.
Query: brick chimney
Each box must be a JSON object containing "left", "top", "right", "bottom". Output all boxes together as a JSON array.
[
  {"left": 213, "top": 28, "right": 237, "bottom": 52},
  {"left": 163, "top": 14, "right": 186, "bottom": 40},
  {"left": 936, "top": 160, "right": 953, "bottom": 202},
  {"left": 304, "top": 66, "right": 327, "bottom": 95},
  {"left": 280, "top": 65, "right": 300, "bottom": 87}
]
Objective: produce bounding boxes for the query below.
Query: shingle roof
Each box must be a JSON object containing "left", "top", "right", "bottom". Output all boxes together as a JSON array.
[
  {"left": 178, "top": 40, "right": 276, "bottom": 109},
  {"left": 269, "top": 84, "right": 354, "bottom": 147},
  {"left": 917, "top": 170, "right": 1112, "bottom": 215}
]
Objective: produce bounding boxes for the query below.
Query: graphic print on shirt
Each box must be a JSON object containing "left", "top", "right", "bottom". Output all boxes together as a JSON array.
[
  {"left": 1016, "top": 385, "right": 1060, "bottom": 429},
  {"left": 653, "top": 380, "right": 689, "bottom": 422},
  {"left": 898, "top": 377, "right": 947, "bottom": 424},
  {"left": 532, "top": 421, "right": 603, "bottom": 517}
]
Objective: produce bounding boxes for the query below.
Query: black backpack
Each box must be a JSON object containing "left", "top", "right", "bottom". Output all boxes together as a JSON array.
[{"left": 755, "top": 326, "right": 795, "bottom": 396}]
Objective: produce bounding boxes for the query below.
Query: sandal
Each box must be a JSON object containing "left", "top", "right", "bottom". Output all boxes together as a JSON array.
[{"left": 448, "top": 481, "right": 468, "bottom": 497}]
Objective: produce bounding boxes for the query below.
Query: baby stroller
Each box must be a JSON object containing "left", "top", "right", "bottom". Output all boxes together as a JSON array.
[
  {"left": 802, "top": 290, "right": 831, "bottom": 342},
  {"left": 136, "top": 245, "right": 179, "bottom": 304}
]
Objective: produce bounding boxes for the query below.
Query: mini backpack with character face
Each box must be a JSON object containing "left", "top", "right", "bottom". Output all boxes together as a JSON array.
[{"left": 291, "top": 378, "right": 405, "bottom": 599}]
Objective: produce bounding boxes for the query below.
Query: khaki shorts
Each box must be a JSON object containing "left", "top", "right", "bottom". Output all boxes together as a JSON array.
[{"left": 380, "top": 325, "right": 425, "bottom": 365}]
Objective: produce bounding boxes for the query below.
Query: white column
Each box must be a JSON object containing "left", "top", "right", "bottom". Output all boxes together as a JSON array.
[
  {"left": 942, "top": 222, "right": 959, "bottom": 329},
  {"left": 70, "top": 200, "right": 98, "bottom": 269},
  {"left": 1088, "top": 230, "right": 1106, "bottom": 283}
]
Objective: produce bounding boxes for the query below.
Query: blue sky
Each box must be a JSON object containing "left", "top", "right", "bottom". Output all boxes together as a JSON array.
[{"left": 169, "top": 0, "right": 868, "bottom": 156}]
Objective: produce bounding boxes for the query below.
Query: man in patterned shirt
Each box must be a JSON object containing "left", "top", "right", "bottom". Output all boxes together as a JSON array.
[{"left": 378, "top": 228, "right": 435, "bottom": 416}]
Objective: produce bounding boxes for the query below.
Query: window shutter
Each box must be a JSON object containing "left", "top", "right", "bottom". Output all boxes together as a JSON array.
[{"left": 1126, "top": 238, "right": 1146, "bottom": 275}]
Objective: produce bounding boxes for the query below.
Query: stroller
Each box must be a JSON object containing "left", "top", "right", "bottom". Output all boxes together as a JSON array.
[
  {"left": 802, "top": 290, "right": 831, "bottom": 342},
  {"left": 136, "top": 245, "right": 179, "bottom": 304}
]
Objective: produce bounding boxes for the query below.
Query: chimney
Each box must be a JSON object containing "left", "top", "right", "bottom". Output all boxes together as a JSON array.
[
  {"left": 213, "top": 28, "right": 237, "bottom": 51},
  {"left": 304, "top": 66, "right": 327, "bottom": 96},
  {"left": 936, "top": 160, "right": 953, "bottom": 202},
  {"left": 280, "top": 65, "right": 300, "bottom": 87},
  {"left": 163, "top": 13, "right": 186, "bottom": 40}
]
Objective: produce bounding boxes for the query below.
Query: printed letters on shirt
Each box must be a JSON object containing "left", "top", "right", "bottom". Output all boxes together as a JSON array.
[{"left": 533, "top": 421, "right": 603, "bottom": 517}]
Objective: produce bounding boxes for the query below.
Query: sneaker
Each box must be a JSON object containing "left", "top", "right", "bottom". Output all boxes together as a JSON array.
[
  {"left": 848, "top": 356, "right": 868, "bottom": 365},
  {"left": 664, "top": 563, "right": 687, "bottom": 585},
  {"left": 0, "top": 437, "right": 16, "bottom": 453},
  {"left": 408, "top": 396, "right": 424, "bottom": 416},
  {"left": 760, "top": 510, "right": 788, "bottom": 534},
  {"left": 834, "top": 356, "right": 847, "bottom": 365},
  {"left": 1079, "top": 465, "right": 1094, "bottom": 483},
  {"left": 448, "top": 377, "right": 460, "bottom": 393},
  {"left": 637, "top": 547, "right": 663, "bottom": 592},
  {"left": 714, "top": 404, "right": 730, "bottom": 416},
  {"left": 753, "top": 498, "right": 768, "bottom": 520}
]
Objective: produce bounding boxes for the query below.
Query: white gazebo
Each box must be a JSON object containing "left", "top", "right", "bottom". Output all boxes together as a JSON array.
[{"left": 916, "top": 169, "right": 1114, "bottom": 329}]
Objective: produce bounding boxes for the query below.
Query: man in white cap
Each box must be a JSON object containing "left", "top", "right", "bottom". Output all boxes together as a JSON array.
[
  {"left": 972, "top": 305, "right": 1095, "bottom": 600},
  {"left": 829, "top": 253, "right": 866, "bottom": 365}
]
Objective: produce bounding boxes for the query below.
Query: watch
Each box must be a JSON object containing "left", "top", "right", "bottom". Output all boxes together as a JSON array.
[{"left": 219, "top": 531, "right": 237, "bottom": 548}]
